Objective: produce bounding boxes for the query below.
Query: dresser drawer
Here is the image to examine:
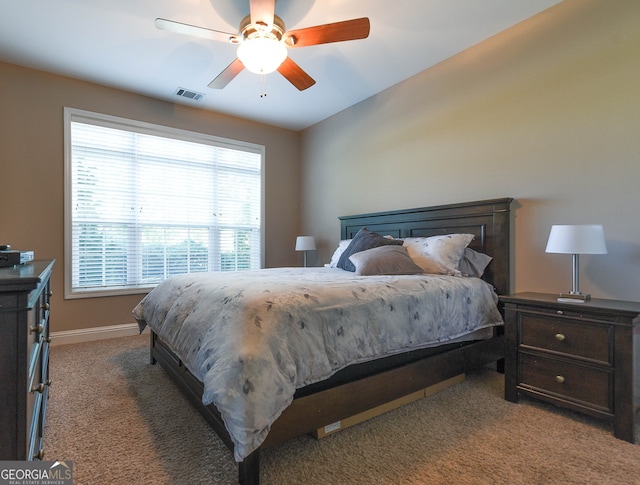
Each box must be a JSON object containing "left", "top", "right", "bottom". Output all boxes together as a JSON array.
[
  {"left": 519, "top": 353, "right": 613, "bottom": 413},
  {"left": 27, "top": 302, "right": 48, "bottom": 382},
  {"left": 519, "top": 313, "right": 612, "bottom": 365},
  {"left": 25, "top": 338, "right": 50, "bottom": 460},
  {"left": 27, "top": 392, "right": 43, "bottom": 460}
]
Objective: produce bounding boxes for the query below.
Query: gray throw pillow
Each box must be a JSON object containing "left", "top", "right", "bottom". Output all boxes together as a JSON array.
[
  {"left": 349, "top": 245, "right": 424, "bottom": 276},
  {"left": 458, "top": 247, "right": 493, "bottom": 277},
  {"left": 337, "top": 227, "right": 403, "bottom": 272}
]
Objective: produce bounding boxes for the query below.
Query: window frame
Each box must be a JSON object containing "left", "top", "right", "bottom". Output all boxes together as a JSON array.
[{"left": 63, "top": 107, "right": 265, "bottom": 299}]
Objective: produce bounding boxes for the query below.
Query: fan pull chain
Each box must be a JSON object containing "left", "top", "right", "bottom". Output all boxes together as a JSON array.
[{"left": 259, "top": 74, "right": 267, "bottom": 98}]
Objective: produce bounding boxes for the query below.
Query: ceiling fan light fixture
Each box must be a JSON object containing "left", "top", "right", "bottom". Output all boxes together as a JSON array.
[{"left": 237, "top": 37, "right": 287, "bottom": 74}]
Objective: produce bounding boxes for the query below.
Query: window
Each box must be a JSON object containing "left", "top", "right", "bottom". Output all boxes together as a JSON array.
[{"left": 64, "top": 108, "right": 263, "bottom": 298}]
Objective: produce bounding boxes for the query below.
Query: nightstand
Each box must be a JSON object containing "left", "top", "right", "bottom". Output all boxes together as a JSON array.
[{"left": 502, "top": 292, "right": 640, "bottom": 443}]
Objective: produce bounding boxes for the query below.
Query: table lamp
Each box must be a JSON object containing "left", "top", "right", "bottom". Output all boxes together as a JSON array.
[
  {"left": 295, "top": 236, "right": 316, "bottom": 267},
  {"left": 545, "top": 224, "right": 607, "bottom": 301}
]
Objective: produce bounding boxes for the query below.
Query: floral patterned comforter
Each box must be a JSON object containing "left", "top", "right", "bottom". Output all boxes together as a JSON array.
[{"left": 132, "top": 267, "right": 503, "bottom": 461}]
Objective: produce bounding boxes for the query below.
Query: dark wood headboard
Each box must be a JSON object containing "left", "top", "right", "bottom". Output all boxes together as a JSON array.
[{"left": 339, "top": 198, "right": 513, "bottom": 295}]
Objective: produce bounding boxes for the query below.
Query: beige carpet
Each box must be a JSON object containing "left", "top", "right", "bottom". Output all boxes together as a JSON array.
[{"left": 45, "top": 334, "right": 640, "bottom": 485}]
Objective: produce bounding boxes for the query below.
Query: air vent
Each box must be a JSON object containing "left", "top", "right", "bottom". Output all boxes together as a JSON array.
[{"left": 175, "top": 88, "right": 204, "bottom": 101}]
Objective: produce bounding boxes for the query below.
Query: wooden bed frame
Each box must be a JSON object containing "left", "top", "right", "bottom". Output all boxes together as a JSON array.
[{"left": 149, "top": 197, "right": 513, "bottom": 484}]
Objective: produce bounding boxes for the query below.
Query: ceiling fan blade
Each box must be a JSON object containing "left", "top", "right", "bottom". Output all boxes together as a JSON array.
[
  {"left": 249, "top": 0, "right": 276, "bottom": 27},
  {"left": 155, "top": 18, "right": 236, "bottom": 43},
  {"left": 284, "top": 18, "right": 370, "bottom": 47},
  {"left": 208, "top": 58, "right": 245, "bottom": 89},
  {"left": 277, "top": 57, "right": 316, "bottom": 91}
]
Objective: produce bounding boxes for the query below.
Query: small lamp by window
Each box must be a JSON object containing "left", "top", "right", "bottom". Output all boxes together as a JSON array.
[
  {"left": 545, "top": 224, "right": 607, "bottom": 301},
  {"left": 295, "top": 236, "right": 316, "bottom": 267}
]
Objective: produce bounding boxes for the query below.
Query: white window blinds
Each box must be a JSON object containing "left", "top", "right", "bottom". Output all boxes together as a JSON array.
[{"left": 64, "top": 108, "right": 263, "bottom": 298}]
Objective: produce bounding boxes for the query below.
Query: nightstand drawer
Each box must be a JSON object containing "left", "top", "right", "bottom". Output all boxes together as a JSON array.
[
  {"left": 519, "top": 353, "right": 612, "bottom": 413},
  {"left": 520, "top": 313, "right": 612, "bottom": 364}
]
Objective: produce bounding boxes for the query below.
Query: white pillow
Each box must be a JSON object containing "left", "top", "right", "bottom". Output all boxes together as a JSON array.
[
  {"left": 326, "top": 239, "right": 351, "bottom": 268},
  {"left": 403, "top": 234, "right": 474, "bottom": 276}
]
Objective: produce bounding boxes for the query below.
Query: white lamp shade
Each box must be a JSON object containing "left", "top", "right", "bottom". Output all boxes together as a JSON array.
[
  {"left": 237, "top": 37, "right": 287, "bottom": 74},
  {"left": 545, "top": 224, "right": 607, "bottom": 254},
  {"left": 295, "top": 236, "right": 316, "bottom": 251}
]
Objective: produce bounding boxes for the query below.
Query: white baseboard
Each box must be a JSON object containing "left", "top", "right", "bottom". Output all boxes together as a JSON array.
[{"left": 50, "top": 322, "right": 148, "bottom": 346}]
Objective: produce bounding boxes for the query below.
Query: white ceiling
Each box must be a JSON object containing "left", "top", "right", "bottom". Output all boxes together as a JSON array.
[{"left": 0, "top": 0, "right": 562, "bottom": 131}]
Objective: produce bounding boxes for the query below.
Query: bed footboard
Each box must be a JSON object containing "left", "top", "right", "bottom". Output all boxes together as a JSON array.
[
  {"left": 151, "top": 331, "right": 260, "bottom": 484},
  {"left": 150, "top": 329, "right": 504, "bottom": 485}
]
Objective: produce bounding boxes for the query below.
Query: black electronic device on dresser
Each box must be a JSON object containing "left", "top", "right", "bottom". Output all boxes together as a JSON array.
[
  {"left": 502, "top": 292, "right": 640, "bottom": 443},
  {"left": 0, "top": 260, "right": 55, "bottom": 460}
]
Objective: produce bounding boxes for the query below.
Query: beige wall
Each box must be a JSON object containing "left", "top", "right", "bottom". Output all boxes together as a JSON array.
[
  {"left": 300, "top": 0, "right": 640, "bottom": 301},
  {"left": 0, "top": 63, "right": 301, "bottom": 331}
]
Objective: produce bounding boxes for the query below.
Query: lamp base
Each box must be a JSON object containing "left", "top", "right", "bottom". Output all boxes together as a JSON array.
[{"left": 558, "top": 292, "right": 591, "bottom": 302}]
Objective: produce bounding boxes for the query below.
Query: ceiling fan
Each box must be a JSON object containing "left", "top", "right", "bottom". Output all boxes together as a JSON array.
[{"left": 155, "top": 0, "right": 370, "bottom": 91}]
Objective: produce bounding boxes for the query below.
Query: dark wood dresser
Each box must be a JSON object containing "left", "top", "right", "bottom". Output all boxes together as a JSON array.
[
  {"left": 502, "top": 292, "right": 640, "bottom": 443},
  {"left": 0, "top": 260, "right": 55, "bottom": 460}
]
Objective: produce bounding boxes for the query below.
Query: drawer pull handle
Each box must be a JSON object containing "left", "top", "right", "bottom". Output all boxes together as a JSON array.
[
  {"left": 41, "top": 302, "right": 50, "bottom": 311},
  {"left": 556, "top": 310, "right": 564, "bottom": 315},
  {"left": 31, "top": 379, "right": 52, "bottom": 394},
  {"left": 555, "top": 375, "right": 566, "bottom": 384},
  {"left": 30, "top": 323, "right": 44, "bottom": 335},
  {"left": 31, "top": 383, "right": 45, "bottom": 393},
  {"left": 555, "top": 333, "right": 566, "bottom": 341}
]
